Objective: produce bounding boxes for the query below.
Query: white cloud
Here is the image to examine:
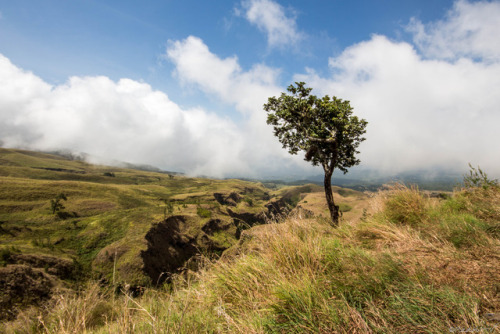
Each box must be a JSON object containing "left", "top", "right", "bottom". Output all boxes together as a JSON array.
[
  {"left": 0, "top": 54, "right": 251, "bottom": 177},
  {"left": 2, "top": 0, "right": 498, "bottom": 179},
  {"left": 408, "top": 0, "right": 500, "bottom": 62},
  {"left": 0, "top": 50, "right": 313, "bottom": 178},
  {"left": 295, "top": 3, "right": 500, "bottom": 176},
  {"left": 166, "top": 36, "right": 314, "bottom": 175},
  {"left": 167, "top": 36, "right": 281, "bottom": 114},
  {"left": 239, "top": 0, "right": 303, "bottom": 48}
]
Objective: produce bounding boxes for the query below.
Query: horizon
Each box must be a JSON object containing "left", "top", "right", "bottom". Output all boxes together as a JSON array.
[{"left": 1, "top": 0, "right": 499, "bottom": 178}]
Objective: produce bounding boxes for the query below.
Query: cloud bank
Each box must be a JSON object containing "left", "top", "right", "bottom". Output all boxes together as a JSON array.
[
  {"left": 295, "top": 1, "right": 500, "bottom": 176},
  {"left": 408, "top": 0, "right": 500, "bottom": 62},
  {"left": 0, "top": 54, "right": 251, "bottom": 177},
  {"left": 0, "top": 51, "right": 308, "bottom": 178},
  {"left": 0, "top": 0, "right": 499, "bottom": 178}
]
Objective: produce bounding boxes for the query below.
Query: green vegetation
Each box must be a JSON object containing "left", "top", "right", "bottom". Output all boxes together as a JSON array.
[
  {"left": 0, "top": 147, "right": 327, "bottom": 323},
  {"left": 196, "top": 206, "right": 212, "bottom": 218},
  {"left": 265, "top": 82, "right": 368, "bottom": 225},
  {"left": 159, "top": 198, "right": 174, "bottom": 219},
  {"left": 3, "top": 164, "right": 498, "bottom": 333},
  {"left": 463, "top": 163, "right": 498, "bottom": 189},
  {"left": 0, "top": 148, "right": 291, "bottom": 276},
  {"left": 49, "top": 193, "right": 67, "bottom": 215}
]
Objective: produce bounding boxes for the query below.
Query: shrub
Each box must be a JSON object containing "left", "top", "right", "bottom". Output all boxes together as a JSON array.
[
  {"left": 0, "top": 248, "right": 13, "bottom": 266},
  {"left": 196, "top": 207, "right": 212, "bottom": 218},
  {"left": 339, "top": 203, "right": 352, "bottom": 213},
  {"left": 383, "top": 183, "right": 428, "bottom": 226},
  {"left": 463, "top": 163, "right": 498, "bottom": 190},
  {"left": 244, "top": 197, "right": 254, "bottom": 206},
  {"left": 50, "top": 193, "right": 67, "bottom": 215}
]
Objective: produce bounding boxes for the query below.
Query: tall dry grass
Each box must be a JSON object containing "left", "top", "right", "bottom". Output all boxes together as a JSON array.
[{"left": 3, "top": 183, "right": 499, "bottom": 333}]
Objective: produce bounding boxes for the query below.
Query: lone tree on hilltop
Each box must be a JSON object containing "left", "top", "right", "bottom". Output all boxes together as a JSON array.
[{"left": 264, "top": 82, "right": 367, "bottom": 226}]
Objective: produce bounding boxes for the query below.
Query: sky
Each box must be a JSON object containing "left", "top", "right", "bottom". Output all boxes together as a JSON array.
[{"left": 0, "top": 0, "right": 499, "bottom": 179}]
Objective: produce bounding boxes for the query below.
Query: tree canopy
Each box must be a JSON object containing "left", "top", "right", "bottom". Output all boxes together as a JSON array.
[{"left": 264, "top": 82, "right": 367, "bottom": 225}]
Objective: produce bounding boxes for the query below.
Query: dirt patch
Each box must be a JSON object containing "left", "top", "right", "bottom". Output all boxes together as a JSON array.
[
  {"left": 140, "top": 216, "right": 199, "bottom": 285},
  {"left": 214, "top": 192, "right": 242, "bottom": 206},
  {"left": 0, "top": 264, "right": 59, "bottom": 321},
  {"left": 11, "top": 254, "right": 75, "bottom": 280},
  {"left": 202, "top": 218, "right": 234, "bottom": 235}
]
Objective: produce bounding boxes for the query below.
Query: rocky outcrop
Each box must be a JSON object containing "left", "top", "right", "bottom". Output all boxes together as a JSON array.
[
  {"left": 140, "top": 215, "right": 249, "bottom": 285},
  {"left": 140, "top": 216, "right": 198, "bottom": 285},
  {"left": 227, "top": 208, "right": 267, "bottom": 226},
  {"left": 291, "top": 205, "right": 315, "bottom": 219},
  {"left": 265, "top": 198, "right": 290, "bottom": 218},
  {"left": 0, "top": 264, "right": 59, "bottom": 320},
  {"left": 11, "top": 254, "right": 75, "bottom": 280},
  {"left": 213, "top": 192, "right": 242, "bottom": 206}
]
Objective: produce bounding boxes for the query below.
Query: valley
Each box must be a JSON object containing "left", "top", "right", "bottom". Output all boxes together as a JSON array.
[{"left": 0, "top": 148, "right": 363, "bottom": 320}]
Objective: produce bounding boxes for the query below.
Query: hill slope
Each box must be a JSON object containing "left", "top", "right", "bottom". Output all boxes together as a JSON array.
[
  {"left": 2, "top": 165, "right": 499, "bottom": 333},
  {"left": 1, "top": 148, "right": 347, "bottom": 320}
]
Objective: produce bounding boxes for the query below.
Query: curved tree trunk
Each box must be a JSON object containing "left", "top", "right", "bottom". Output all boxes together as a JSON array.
[{"left": 324, "top": 169, "right": 340, "bottom": 226}]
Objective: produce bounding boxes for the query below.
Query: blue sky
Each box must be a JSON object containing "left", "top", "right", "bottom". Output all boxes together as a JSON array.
[
  {"left": 0, "top": 1, "right": 455, "bottom": 89},
  {"left": 0, "top": 0, "right": 499, "bottom": 178}
]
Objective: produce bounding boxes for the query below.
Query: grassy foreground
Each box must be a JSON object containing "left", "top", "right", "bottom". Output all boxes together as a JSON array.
[{"left": 3, "top": 180, "right": 499, "bottom": 333}]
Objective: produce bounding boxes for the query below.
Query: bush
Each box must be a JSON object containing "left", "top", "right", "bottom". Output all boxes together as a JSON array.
[
  {"left": 463, "top": 163, "right": 498, "bottom": 190},
  {"left": 0, "top": 248, "right": 12, "bottom": 266},
  {"left": 50, "top": 193, "right": 67, "bottom": 215},
  {"left": 196, "top": 207, "right": 212, "bottom": 218},
  {"left": 383, "top": 183, "right": 428, "bottom": 226}
]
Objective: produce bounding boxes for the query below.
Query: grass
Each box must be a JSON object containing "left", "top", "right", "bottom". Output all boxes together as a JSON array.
[
  {"left": 0, "top": 148, "right": 323, "bottom": 305},
  {"left": 2, "top": 150, "right": 498, "bottom": 332},
  {"left": 4, "top": 181, "right": 498, "bottom": 333}
]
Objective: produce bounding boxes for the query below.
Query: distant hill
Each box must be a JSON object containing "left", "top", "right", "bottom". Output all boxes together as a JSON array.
[{"left": 251, "top": 168, "right": 463, "bottom": 192}]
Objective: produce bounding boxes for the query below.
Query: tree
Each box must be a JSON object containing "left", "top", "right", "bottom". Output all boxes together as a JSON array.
[
  {"left": 159, "top": 198, "right": 174, "bottom": 219},
  {"left": 50, "top": 193, "right": 67, "bottom": 215},
  {"left": 264, "top": 82, "right": 367, "bottom": 226}
]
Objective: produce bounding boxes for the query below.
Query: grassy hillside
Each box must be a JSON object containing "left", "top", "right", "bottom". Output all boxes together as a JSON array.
[
  {"left": 2, "top": 166, "right": 498, "bottom": 333},
  {"left": 1, "top": 148, "right": 344, "bottom": 321}
]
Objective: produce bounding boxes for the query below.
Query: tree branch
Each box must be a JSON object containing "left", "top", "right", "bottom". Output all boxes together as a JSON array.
[{"left": 308, "top": 137, "right": 336, "bottom": 144}]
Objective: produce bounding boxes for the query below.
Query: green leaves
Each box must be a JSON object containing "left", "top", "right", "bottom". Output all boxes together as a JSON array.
[
  {"left": 264, "top": 82, "right": 367, "bottom": 174},
  {"left": 50, "top": 193, "right": 68, "bottom": 214}
]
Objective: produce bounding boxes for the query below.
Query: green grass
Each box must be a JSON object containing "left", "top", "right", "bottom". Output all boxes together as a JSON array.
[
  {"left": 2, "top": 151, "right": 499, "bottom": 333},
  {"left": 7, "top": 181, "right": 495, "bottom": 333},
  {"left": 0, "top": 148, "right": 318, "bottom": 288}
]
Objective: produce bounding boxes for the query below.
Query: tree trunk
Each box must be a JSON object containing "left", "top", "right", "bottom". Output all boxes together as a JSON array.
[{"left": 324, "top": 169, "right": 340, "bottom": 226}]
